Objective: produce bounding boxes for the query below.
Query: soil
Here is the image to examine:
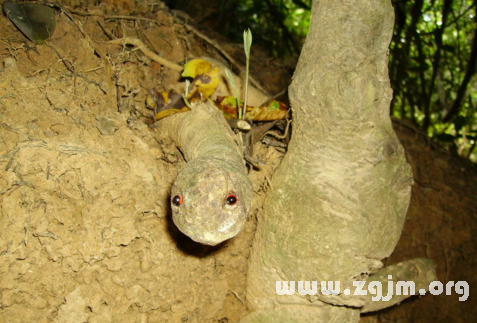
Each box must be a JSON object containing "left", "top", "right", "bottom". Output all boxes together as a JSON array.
[{"left": 0, "top": 1, "right": 475, "bottom": 323}]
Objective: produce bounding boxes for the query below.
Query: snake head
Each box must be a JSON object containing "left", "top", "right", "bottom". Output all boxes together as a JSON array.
[{"left": 170, "top": 156, "right": 253, "bottom": 246}]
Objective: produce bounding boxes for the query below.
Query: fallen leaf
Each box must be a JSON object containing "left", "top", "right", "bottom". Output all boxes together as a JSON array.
[
  {"left": 187, "top": 67, "right": 220, "bottom": 101},
  {"left": 154, "top": 107, "right": 189, "bottom": 121},
  {"left": 214, "top": 96, "right": 289, "bottom": 121},
  {"left": 182, "top": 59, "right": 213, "bottom": 78}
]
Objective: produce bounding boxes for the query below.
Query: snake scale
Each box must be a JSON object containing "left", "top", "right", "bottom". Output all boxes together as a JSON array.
[{"left": 158, "top": 100, "right": 253, "bottom": 246}]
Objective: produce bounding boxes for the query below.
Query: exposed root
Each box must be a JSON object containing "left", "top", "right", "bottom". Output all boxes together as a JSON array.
[{"left": 108, "top": 37, "right": 183, "bottom": 72}]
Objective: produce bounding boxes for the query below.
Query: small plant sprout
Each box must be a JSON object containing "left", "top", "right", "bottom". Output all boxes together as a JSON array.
[
  {"left": 225, "top": 68, "right": 242, "bottom": 119},
  {"left": 243, "top": 28, "right": 252, "bottom": 120},
  {"left": 183, "top": 79, "right": 192, "bottom": 110}
]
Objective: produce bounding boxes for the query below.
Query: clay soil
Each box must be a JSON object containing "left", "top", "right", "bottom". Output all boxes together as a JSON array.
[{"left": 0, "top": 1, "right": 475, "bottom": 323}]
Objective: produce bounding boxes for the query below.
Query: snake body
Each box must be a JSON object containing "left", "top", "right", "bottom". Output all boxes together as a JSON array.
[{"left": 158, "top": 100, "right": 253, "bottom": 246}]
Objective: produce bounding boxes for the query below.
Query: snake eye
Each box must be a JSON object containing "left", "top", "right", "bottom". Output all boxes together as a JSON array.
[
  {"left": 172, "top": 195, "right": 183, "bottom": 206},
  {"left": 226, "top": 194, "right": 237, "bottom": 206}
]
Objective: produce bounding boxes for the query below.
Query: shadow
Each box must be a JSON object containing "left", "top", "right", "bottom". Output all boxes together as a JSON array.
[{"left": 164, "top": 196, "right": 226, "bottom": 257}]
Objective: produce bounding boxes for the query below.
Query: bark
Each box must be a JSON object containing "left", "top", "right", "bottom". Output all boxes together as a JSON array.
[
  {"left": 361, "top": 258, "right": 437, "bottom": 313},
  {"left": 240, "top": 0, "right": 433, "bottom": 322}
]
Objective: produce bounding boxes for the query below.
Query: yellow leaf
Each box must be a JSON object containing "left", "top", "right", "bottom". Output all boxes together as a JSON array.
[
  {"left": 146, "top": 93, "right": 157, "bottom": 109},
  {"left": 187, "top": 67, "right": 220, "bottom": 100},
  {"left": 154, "top": 107, "right": 189, "bottom": 121},
  {"left": 182, "top": 59, "right": 212, "bottom": 78}
]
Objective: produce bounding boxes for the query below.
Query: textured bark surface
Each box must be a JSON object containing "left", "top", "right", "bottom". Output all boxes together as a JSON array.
[
  {"left": 243, "top": 0, "right": 414, "bottom": 320},
  {"left": 361, "top": 258, "right": 437, "bottom": 313}
]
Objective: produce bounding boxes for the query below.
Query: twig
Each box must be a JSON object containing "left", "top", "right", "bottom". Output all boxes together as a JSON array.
[
  {"left": 114, "top": 75, "right": 122, "bottom": 112},
  {"left": 230, "top": 290, "right": 245, "bottom": 305},
  {"left": 0, "top": 181, "right": 35, "bottom": 196},
  {"left": 97, "top": 20, "right": 116, "bottom": 40},
  {"left": 264, "top": 119, "right": 292, "bottom": 140},
  {"left": 105, "top": 16, "right": 159, "bottom": 23},
  {"left": 24, "top": 201, "right": 34, "bottom": 246},
  {"left": 69, "top": 9, "right": 163, "bottom": 26},
  {"left": 265, "top": 175, "right": 273, "bottom": 190},
  {"left": 56, "top": 4, "right": 112, "bottom": 84},
  {"left": 108, "top": 37, "right": 183, "bottom": 72},
  {"left": 46, "top": 43, "right": 107, "bottom": 95},
  {"left": 391, "top": 117, "right": 443, "bottom": 150},
  {"left": 244, "top": 155, "right": 263, "bottom": 171},
  {"left": 33, "top": 231, "right": 58, "bottom": 240},
  {"left": 85, "top": 66, "right": 105, "bottom": 73}
]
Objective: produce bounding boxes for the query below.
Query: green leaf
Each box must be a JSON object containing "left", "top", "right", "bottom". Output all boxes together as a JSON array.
[{"left": 243, "top": 28, "right": 252, "bottom": 59}]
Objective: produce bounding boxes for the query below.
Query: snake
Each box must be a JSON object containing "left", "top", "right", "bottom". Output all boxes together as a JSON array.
[{"left": 158, "top": 100, "right": 253, "bottom": 246}]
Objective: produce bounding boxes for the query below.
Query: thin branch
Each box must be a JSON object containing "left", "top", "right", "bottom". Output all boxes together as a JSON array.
[
  {"left": 107, "top": 37, "right": 183, "bottom": 72},
  {"left": 291, "top": 0, "right": 311, "bottom": 10},
  {"left": 446, "top": 4, "right": 474, "bottom": 27},
  {"left": 391, "top": 0, "right": 424, "bottom": 116},
  {"left": 423, "top": 0, "right": 453, "bottom": 130},
  {"left": 389, "top": 0, "right": 407, "bottom": 115},
  {"left": 466, "top": 138, "right": 477, "bottom": 159},
  {"left": 443, "top": 6, "right": 477, "bottom": 122},
  {"left": 415, "top": 34, "right": 429, "bottom": 103},
  {"left": 264, "top": 0, "right": 300, "bottom": 54}
]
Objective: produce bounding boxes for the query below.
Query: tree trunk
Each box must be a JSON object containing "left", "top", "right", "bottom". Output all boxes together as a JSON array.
[{"left": 240, "top": 0, "right": 434, "bottom": 322}]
